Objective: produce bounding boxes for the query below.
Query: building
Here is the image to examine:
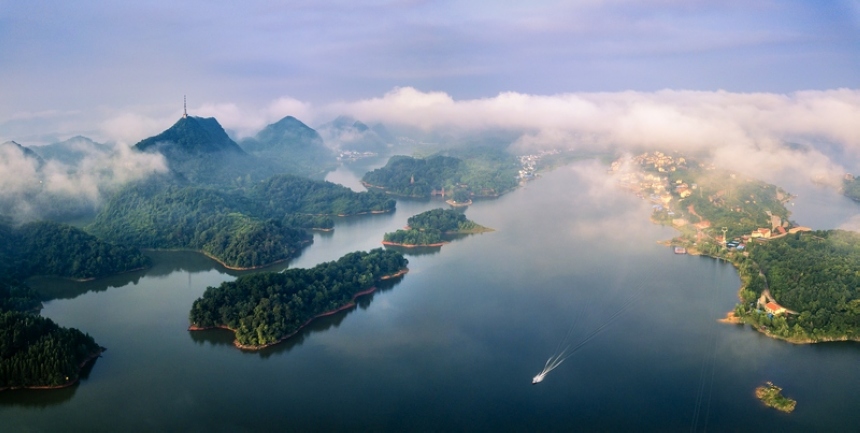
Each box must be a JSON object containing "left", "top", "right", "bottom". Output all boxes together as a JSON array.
[{"left": 764, "top": 302, "right": 786, "bottom": 315}]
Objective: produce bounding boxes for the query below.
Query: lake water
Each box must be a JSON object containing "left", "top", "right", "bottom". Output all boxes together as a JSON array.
[{"left": 3, "top": 161, "right": 859, "bottom": 432}]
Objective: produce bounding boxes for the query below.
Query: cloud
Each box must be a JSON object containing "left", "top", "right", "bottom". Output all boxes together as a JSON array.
[
  {"left": 6, "top": 86, "right": 859, "bottom": 223},
  {"left": 0, "top": 139, "right": 167, "bottom": 223},
  {"left": 328, "top": 87, "right": 860, "bottom": 183}
]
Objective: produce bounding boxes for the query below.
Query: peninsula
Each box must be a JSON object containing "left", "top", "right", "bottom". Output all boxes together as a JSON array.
[{"left": 613, "top": 151, "right": 860, "bottom": 344}]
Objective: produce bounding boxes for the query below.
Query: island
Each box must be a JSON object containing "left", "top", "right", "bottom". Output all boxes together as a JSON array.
[
  {"left": 613, "top": 151, "right": 860, "bottom": 343},
  {"left": 382, "top": 208, "right": 492, "bottom": 247},
  {"left": 188, "top": 249, "right": 408, "bottom": 350},
  {"left": 756, "top": 382, "right": 797, "bottom": 413},
  {"left": 361, "top": 147, "right": 520, "bottom": 199}
]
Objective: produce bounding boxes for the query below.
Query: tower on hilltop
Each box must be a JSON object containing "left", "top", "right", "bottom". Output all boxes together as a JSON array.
[{"left": 183, "top": 95, "right": 188, "bottom": 119}]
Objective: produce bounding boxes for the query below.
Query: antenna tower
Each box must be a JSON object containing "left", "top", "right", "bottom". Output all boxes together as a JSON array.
[{"left": 183, "top": 95, "right": 188, "bottom": 118}]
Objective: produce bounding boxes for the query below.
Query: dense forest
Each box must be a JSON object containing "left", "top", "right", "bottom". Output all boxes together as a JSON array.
[
  {"left": 0, "top": 278, "right": 102, "bottom": 391},
  {"left": 249, "top": 174, "right": 395, "bottom": 216},
  {"left": 189, "top": 249, "right": 408, "bottom": 348},
  {"left": 238, "top": 116, "right": 337, "bottom": 178},
  {"left": 88, "top": 175, "right": 395, "bottom": 268},
  {"left": 383, "top": 208, "right": 490, "bottom": 246},
  {"left": 0, "top": 218, "right": 140, "bottom": 390},
  {"left": 361, "top": 148, "right": 520, "bottom": 198},
  {"left": 0, "top": 310, "right": 102, "bottom": 390},
  {"left": 383, "top": 228, "right": 444, "bottom": 246},
  {"left": 407, "top": 208, "right": 487, "bottom": 233},
  {"left": 736, "top": 230, "right": 860, "bottom": 341},
  {"left": 0, "top": 220, "right": 149, "bottom": 280}
]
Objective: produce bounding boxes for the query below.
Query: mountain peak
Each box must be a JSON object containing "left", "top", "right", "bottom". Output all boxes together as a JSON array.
[{"left": 133, "top": 116, "right": 245, "bottom": 155}]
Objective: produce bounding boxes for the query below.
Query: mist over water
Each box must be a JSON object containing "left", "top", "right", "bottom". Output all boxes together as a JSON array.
[{"left": 2, "top": 161, "right": 859, "bottom": 431}]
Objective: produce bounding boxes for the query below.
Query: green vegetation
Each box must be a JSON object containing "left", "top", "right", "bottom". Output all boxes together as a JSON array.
[
  {"left": 653, "top": 161, "right": 791, "bottom": 240},
  {"left": 755, "top": 382, "right": 796, "bottom": 413},
  {"left": 383, "top": 228, "right": 444, "bottom": 246},
  {"left": 0, "top": 220, "right": 149, "bottom": 281},
  {"left": 239, "top": 116, "right": 337, "bottom": 178},
  {"left": 735, "top": 230, "right": 860, "bottom": 342},
  {"left": 133, "top": 116, "right": 277, "bottom": 187},
  {"left": 0, "top": 279, "right": 102, "bottom": 391},
  {"left": 0, "top": 279, "right": 42, "bottom": 314},
  {"left": 87, "top": 182, "right": 311, "bottom": 269},
  {"left": 0, "top": 219, "right": 138, "bottom": 391},
  {"left": 407, "top": 208, "right": 488, "bottom": 233},
  {"left": 249, "top": 174, "right": 395, "bottom": 216},
  {"left": 189, "top": 249, "right": 408, "bottom": 348},
  {"left": 382, "top": 208, "right": 490, "bottom": 247},
  {"left": 0, "top": 310, "right": 101, "bottom": 390},
  {"left": 843, "top": 176, "right": 860, "bottom": 202},
  {"left": 362, "top": 147, "right": 519, "bottom": 198},
  {"left": 88, "top": 175, "right": 395, "bottom": 269}
]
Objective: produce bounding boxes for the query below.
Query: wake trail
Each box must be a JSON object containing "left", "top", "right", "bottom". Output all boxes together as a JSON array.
[{"left": 533, "top": 279, "right": 649, "bottom": 383}]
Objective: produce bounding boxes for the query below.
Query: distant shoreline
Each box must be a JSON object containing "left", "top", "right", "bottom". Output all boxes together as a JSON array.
[{"left": 381, "top": 241, "right": 447, "bottom": 248}]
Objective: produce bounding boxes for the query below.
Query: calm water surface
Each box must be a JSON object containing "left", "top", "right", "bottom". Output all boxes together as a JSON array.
[{"left": 3, "top": 161, "right": 859, "bottom": 432}]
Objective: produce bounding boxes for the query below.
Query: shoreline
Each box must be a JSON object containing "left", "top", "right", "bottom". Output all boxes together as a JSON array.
[
  {"left": 144, "top": 243, "right": 310, "bottom": 271},
  {"left": 382, "top": 240, "right": 447, "bottom": 248},
  {"left": 0, "top": 347, "right": 104, "bottom": 392},
  {"left": 27, "top": 266, "right": 149, "bottom": 283},
  {"left": 658, "top": 228, "right": 859, "bottom": 345},
  {"left": 188, "top": 268, "right": 409, "bottom": 350}
]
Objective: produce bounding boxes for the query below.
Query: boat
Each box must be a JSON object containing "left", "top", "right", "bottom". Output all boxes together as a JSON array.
[{"left": 674, "top": 246, "right": 687, "bottom": 254}]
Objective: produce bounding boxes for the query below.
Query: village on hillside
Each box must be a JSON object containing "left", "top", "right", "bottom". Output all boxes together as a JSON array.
[{"left": 610, "top": 151, "right": 812, "bottom": 317}]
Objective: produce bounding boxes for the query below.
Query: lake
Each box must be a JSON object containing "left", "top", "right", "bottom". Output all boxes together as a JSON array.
[{"left": 2, "top": 160, "right": 859, "bottom": 432}]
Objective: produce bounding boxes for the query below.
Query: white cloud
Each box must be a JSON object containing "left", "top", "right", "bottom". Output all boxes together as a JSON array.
[
  {"left": 329, "top": 87, "right": 860, "bottom": 183},
  {"left": 0, "top": 140, "right": 167, "bottom": 223}
]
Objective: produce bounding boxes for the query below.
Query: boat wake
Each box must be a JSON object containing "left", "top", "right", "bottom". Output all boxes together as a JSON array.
[{"left": 532, "top": 282, "right": 645, "bottom": 384}]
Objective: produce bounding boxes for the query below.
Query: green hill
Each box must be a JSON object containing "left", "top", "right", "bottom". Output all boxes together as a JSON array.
[
  {"left": 239, "top": 116, "right": 336, "bottom": 178},
  {"left": 132, "top": 116, "right": 278, "bottom": 186}
]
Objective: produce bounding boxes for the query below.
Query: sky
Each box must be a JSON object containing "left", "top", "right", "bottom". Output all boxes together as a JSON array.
[{"left": 1, "top": 1, "right": 859, "bottom": 172}]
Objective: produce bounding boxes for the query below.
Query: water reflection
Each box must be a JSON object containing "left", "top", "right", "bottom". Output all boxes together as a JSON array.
[
  {"left": 28, "top": 269, "right": 147, "bottom": 301},
  {"left": 0, "top": 356, "right": 99, "bottom": 408},
  {"left": 383, "top": 244, "right": 442, "bottom": 257}
]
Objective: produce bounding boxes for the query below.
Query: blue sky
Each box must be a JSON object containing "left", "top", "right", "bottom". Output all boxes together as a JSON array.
[{"left": 1, "top": 1, "right": 858, "bottom": 145}]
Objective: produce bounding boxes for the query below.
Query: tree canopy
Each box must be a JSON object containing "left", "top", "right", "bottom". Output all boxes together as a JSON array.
[
  {"left": 88, "top": 175, "right": 396, "bottom": 268},
  {"left": 362, "top": 148, "right": 519, "bottom": 198},
  {"left": 189, "top": 248, "right": 408, "bottom": 348},
  {"left": 740, "top": 230, "right": 860, "bottom": 341}
]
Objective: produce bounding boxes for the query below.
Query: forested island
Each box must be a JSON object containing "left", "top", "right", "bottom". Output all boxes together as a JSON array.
[
  {"left": 616, "top": 151, "right": 860, "bottom": 343},
  {"left": 361, "top": 147, "right": 520, "bottom": 199},
  {"left": 88, "top": 175, "right": 395, "bottom": 269},
  {"left": 382, "top": 208, "right": 492, "bottom": 247},
  {"left": 188, "top": 249, "right": 408, "bottom": 349}
]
